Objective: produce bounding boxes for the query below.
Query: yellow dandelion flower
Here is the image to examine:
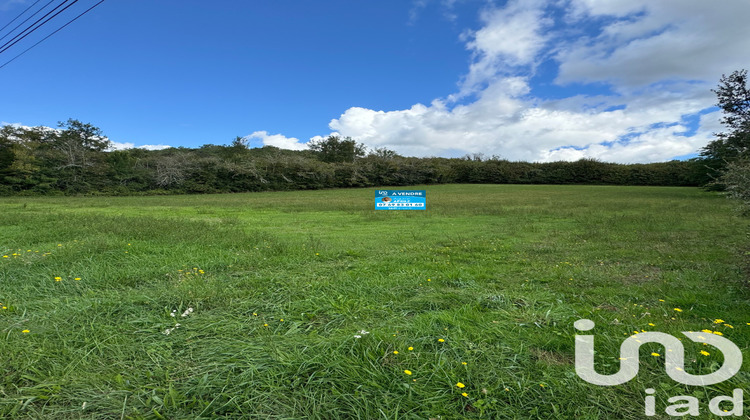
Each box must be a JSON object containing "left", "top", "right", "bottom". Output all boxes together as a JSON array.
[
  {"left": 701, "top": 329, "right": 713, "bottom": 333},
  {"left": 404, "top": 370, "right": 412, "bottom": 375},
  {"left": 393, "top": 351, "right": 399, "bottom": 355},
  {"left": 462, "top": 362, "right": 467, "bottom": 365},
  {"left": 504, "top": 388, "right": 510, "bottom": 392},
  {"left": 427, "top": 278, "right": 431, "bottom": 281},
  {"left": 2, "top": 255, "right": 8, "bottom": 258},
  {"left": 724, "top": 324, "right": 734, "bottom": 328},
  {"left": 540, "top": 383, "right": 546, "bottom": 388},
  {"left": 712, "top": 331, "right": 723, "bottom": 336},
  {"left": 438, "top": 338, "right": 445, "bottom": 342},
  {"left": 648, "top": 323, "right": 655, "bottom": 327},
  {"left": 74, "top": 278, "right": 81, "bottom": 281},
  {"left": 456, "top": 382, "right": 465, "bottom": 388},
  {"left": 2, "top": 306, "right": 6, "bottom": 310},
  {"left": 651, "top": 353, "right": 660, "bottom": 357},
  {"left": 21, "top": 329, "right": 29, "bottom": 333},
  {"left": 713, "top": 319, "right": 725, "bottom": 324},
  {"left": 252, "top": 313, "right": 258, "bottom": 316},
  {"left": 461, "top": 392, "right": 468, "bottom": 397},
  {"left": 280, "top": 319, "right": 284, "bottom": 322},
  {"left": 674, "top": 308, "right": 682, "bottom": 312},
  {"left": 54, "top": 277, "right": 62, "bottom": 281},
  {"left": 658, "top": 299, "right": 665, "bottom": 302},
  {"left": 700, "top": 350, "right": 710, "bottom": 356},
  {"left": 408, "top": 347, "right": 413, "bottom": 351},
  {"left": 263, "top": 323, "right": 269, "bottom": 327}
]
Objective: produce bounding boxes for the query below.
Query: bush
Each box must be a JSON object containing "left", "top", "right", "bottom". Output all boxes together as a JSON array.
[{"left": 721, "top": 159, "right": 750, "bottom": 213}]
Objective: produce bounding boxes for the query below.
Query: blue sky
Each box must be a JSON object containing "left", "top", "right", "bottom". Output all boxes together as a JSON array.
[{"left": 1, "top": 0, "right": 748, "bottom": 162}]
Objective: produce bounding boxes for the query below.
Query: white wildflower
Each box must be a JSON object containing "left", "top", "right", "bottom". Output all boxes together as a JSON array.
[{"left": 354, "top": 329, "right": 370, "bottom": 338}]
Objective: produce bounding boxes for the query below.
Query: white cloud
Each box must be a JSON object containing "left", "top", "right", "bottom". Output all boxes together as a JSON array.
[
  {"left": 324, "top": 0, "right": 749, "bottom": 163},
  {"left": 330, "top": 76, "right": 717, "bottom": 163},
  {"left": 244, "top": 131, "right": 308, "bottom": 151},
  {"left": 556, "top": 0, "right": 750, "bottom": 89},
  {"left": 108, "top": 142, "right": 171, "bottom": 151},
  {"left": 458, "top": 0, "right": 551, "bottom": 96}
]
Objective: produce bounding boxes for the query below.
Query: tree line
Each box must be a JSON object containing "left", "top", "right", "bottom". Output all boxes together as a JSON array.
[
  {"left": 1, "top": 69, "right": 748, "bottom": 197},
  {"left": 0, "top": 124, "right": 708, "bottom": 196}
]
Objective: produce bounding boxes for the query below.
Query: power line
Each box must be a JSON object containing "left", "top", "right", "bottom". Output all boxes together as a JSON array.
[
  {"left": 0, "top": 0, "right": 44, "bottom": 36},
  {"left": 0, "top": 0, "right": 106, "bottom": 70},
  {"left": 0, "top": 0, "right": 81, "bottom": 55},
  {"left": 0, "top": 0, "right": 58, "bottom": 44}
]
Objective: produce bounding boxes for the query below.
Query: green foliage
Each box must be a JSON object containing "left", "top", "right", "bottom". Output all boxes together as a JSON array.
[
  {"left": 308, "top": 135, "right": 366, "bottom": 163},
  {"left": 0, "top": 121, "right": 706, "bottom": 197},
  {"left": 713, "top": 69, "right": 750, "bottom": 136},
  {"left": 698, "top": 69, "right": 750, "bottom": 205},
  {"left": 721, "top": 159, "right": 750, "bottom": 212},
  {"left": 700, "top": 70, "right": 750, "bottom": 183}
]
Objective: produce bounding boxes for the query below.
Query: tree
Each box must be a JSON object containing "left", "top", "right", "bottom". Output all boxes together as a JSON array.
[
  {"left": 51, "top": 119, "right": 111, "bottom": 169},
  {"left": 714, "top": 69, "right": 750, "bottom": 135},
  {"left": 0, "top": 127, "right": 16, "bottom": 172},
  {"left": 701, "top": 70, "right": 750, "bottom": 163},
  {"left": 308, "top": 136, "right": 366, "bottom": 163}
]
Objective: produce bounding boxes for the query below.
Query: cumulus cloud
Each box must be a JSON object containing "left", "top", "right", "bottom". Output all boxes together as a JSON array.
[
  {"left": 244, "top": 131, "right": 308, "bottom": 151},
  {"left": 458, "top": 0, "right": 551, "bottom": 96},
  {"left": 557, "top": 0, "right": 750, "bottom": 89},
  {"left": 330, "top": 77, "right": 717, "bottom": 163},
  {"left": 325, "top": 0, "right": 749, "bottom": 163}
]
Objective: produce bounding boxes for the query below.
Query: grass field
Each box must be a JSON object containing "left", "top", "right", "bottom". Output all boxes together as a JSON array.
[{"left": 1, "top": 184, "right": 748, "bottom": 419}]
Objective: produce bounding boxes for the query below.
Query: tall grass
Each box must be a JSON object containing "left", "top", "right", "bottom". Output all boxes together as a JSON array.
[{"left": 0, "top": 185, "right": 748, "bottom": 419}]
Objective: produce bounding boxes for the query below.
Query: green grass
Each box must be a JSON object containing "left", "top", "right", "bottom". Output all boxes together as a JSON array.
[{"left": 0, "top": 184, "right": 748, "bottom": 419}]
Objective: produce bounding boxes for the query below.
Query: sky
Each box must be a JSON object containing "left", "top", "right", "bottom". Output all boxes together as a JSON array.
[{"left": 0, "top": 0, "right": 748, "bottom": 163}]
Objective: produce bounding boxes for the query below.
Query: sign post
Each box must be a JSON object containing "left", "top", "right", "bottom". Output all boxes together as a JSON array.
[{"left": 375, "top": 190, "right": 426, "bottom": 210}]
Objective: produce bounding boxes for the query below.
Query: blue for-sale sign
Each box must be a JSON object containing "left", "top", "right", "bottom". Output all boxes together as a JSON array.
[{"left": 375, "top": 190, "right": 426, "bottom": 210}]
